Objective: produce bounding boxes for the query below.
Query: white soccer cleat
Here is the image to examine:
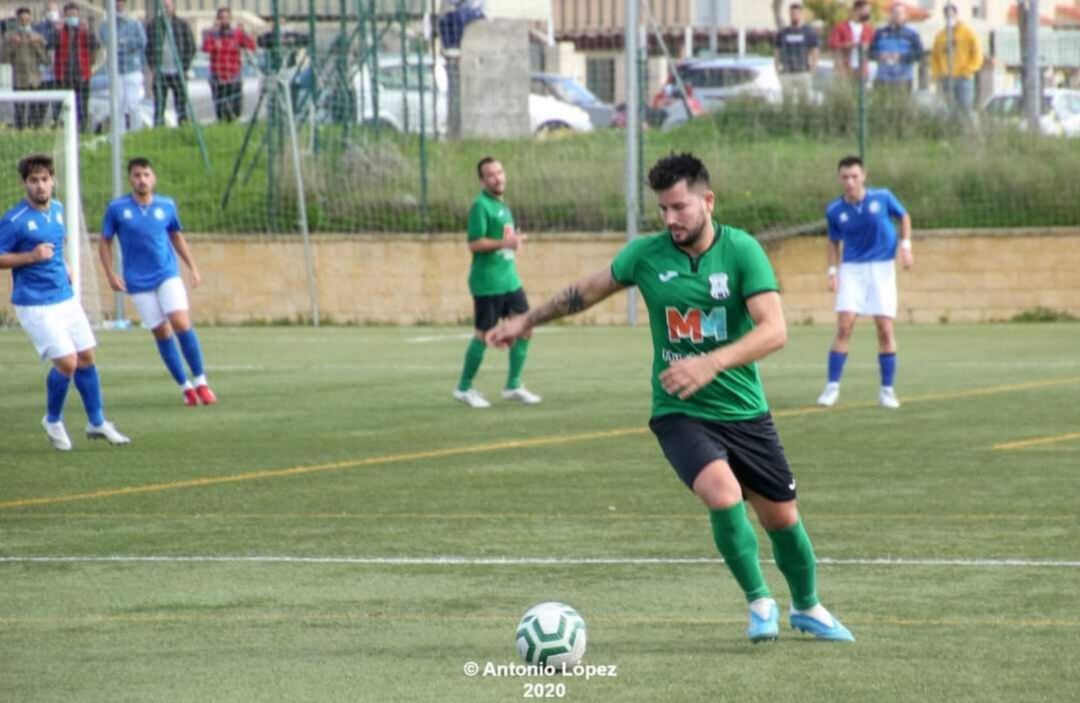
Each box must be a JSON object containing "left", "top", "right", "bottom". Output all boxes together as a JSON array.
[
  {"left": 42, "top": 416, "right": 72, "bottom": 452},
  {"left": 817, "top": 382, "right": 840, "bottom": 407},
  {"left": 86, "top": 420, "right": 131, "bottom": 445},
  {"left": 878, "top": 386, "right": 901, "bottom": 409},
  {"left": 502, "top": 386, "right": 542, "bottom": 405},
  {"left": 453, "top": 388, "right": 491, "bottom": 409}
]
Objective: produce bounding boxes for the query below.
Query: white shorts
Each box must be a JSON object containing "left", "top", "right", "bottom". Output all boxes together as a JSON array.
[
  {"left": 835, "top": 260, "right": 897, "bottom": 318},
  {"left": 131, "top": 276, "right": 189, "bottom": 330},
  {"left": 15, "top": 297, "right": 97, "bottom": 360}
]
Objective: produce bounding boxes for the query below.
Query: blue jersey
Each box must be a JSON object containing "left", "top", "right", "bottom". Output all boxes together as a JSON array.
[
  {"left": 826, "top": 188, "right": 908, "bottom": 263},
  {"left": 0, "top": 199, "right": 73, "bottom": 306},
  {"left": 102, "top": 194, "right": 182, "bottom": 294}
]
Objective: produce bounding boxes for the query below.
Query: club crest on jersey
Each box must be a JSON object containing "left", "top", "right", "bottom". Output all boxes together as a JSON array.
[
  {"left": 154, "top": 208, "right": 165, "bottom": 221},
  {"left": 869, "top": 200, "right": 881, "bottom": 214},
  {"left": 57, "top": 213, "right": 63, "bottom": 225},
  {"left": 666, "top": 307, "right": 728, "bottom": 343},
  {"left": 708, "top": 273, "right": 730, "bottom": 301},
  {"left": 123, "top": 209, "right": 133, "bottom": 220},
  {"left": 838, "top": 212, "right": 849, "bottom": 224}
]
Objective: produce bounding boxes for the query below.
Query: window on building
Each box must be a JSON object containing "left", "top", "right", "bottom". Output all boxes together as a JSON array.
[{"left": 587, "top": 57, "right": 617, "bottom": 103}]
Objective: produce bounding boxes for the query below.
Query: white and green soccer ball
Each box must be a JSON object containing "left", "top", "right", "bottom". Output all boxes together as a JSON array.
[{"left": 515, "top": 602, "right": 587, "bottom": 668}]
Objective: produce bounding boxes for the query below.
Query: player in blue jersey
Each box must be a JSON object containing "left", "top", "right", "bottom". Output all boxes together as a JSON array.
[
  {"left": 98, "top": 157, "right": 217, "bottom": 406},
  {"left": 0, "top": 154, "right": 130, "bottom": 450},
  {"left": 818, "top": 155, "right": 913, "bottom": 409}
]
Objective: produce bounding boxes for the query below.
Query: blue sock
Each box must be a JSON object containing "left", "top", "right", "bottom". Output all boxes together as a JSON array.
[
  {"left": 45, "top": 368, "right": 72, "bottom": 422},
  {"left": 827, "top": 351, "right": 848, "bottom": 384},
  {"left": 73, "top": 365, "right": 105, "bottom": 427},
  {"left": 879, "top": 353, "right": 897, "bottom": 387},
  {"left": 176, "top": 328, "right": 205, "bottom": 378},
  {"left": 156, "top": 336, "right": 188, "bottom": 385}
]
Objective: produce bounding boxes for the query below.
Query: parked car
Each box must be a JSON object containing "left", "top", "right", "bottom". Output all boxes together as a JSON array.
[
  {"left": 89, "top": 52, "right": 263, "bottom": 132},
  {"left": 351, "top": 56, "right": 592, "bottom": 137},
  {"left": 530, "top": 73, "right": 614, "bottom": 129},
  {"left": 983, "top": 89, "right": 1080, "bottom": 137},
  {"left": 656, "top": 56, "right": 784, "bottom": 112}
]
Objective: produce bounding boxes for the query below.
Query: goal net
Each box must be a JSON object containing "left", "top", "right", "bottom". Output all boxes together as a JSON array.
[{"left": 0, "top": 90, "right": 102, "bottom": 328}]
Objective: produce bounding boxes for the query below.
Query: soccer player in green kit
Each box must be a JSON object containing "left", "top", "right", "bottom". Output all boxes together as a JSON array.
[
  {"left": 488, "top": 153, "right": 853, "bottom": 643},
  {"left": 454, "top": 156, "right": 541, "bottom": 409}
]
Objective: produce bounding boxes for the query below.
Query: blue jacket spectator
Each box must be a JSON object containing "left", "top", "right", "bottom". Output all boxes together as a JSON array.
[
  {"left": 869, "top": 4, "right": 923, "bottom": 86},
  {"left": 99, "top": 0, "right": 147, "bottom": 74}
]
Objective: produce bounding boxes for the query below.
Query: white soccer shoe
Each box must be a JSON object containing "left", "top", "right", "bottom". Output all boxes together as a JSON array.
[
  {"left": 502, "top": 386, "right": 542, "bottom": 405},
  {"left": 42, "top": 416, "right": 72, "bottom": 452},
  {"left": 86, "top": 420, "right": 131, "bottom": 445},
  {"left": 878, "top": 386, "right": 901, "bottom": 409},
  {"left": 816, "top": 382, "right": 840, "bottom": 407},
  {"left": 453, "top": 388, "right": 491, "bottom": 409}
]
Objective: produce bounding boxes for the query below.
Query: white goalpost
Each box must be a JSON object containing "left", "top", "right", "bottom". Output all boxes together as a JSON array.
[{"left": 0, "top": 90, "right": 100, "bottom": 326}]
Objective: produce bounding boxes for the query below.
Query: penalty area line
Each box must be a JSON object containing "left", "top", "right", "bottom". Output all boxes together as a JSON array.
[{"left": 1, "top": 555, "right": 1079, "bottom": 568}]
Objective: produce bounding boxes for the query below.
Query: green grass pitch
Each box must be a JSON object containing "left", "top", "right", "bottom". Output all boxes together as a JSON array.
[{"left": 1, "top": 323, "right": 1078, "bottom": 702}]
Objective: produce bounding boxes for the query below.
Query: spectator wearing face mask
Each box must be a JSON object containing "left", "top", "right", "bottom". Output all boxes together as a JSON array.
[
  {"left": 3, "top": 7, "right": 49, "bottom": 128},
  {"left": 53, "top": 2, "right": 99, "bottom": 132},
  {"left": 99, "top": 0, "right": 147, "bottom": 132}
]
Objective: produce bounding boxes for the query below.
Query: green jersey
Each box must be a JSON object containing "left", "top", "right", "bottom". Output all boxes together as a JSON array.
[
  {"left": 610, "top": 223, "right": 780, "bottom": 422},
  {"left": 467, "top": 190, "right": 522, "bottom": 296}
]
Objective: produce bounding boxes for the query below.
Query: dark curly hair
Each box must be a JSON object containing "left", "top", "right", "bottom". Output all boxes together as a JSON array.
[{"left": 646, "top": 152, "right": 710, "bottom": 193}]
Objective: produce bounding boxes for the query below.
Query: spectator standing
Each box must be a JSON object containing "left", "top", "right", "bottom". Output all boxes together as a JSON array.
[
  {"left": 931, "top": 2, "right": 983, "bottom": 122},
  {"left": 53, "top": 3, "right": 98, "bottom": 133},
  {"left": 146, "top": 0, "right": 195, "bottom": 125},
  {"left": 869, "top": 3, "right": 924, "bottom": 94},
  {"left": 201, "top": 7, "right": 255, "bottom": 122},
  {"left": 33, "top": 1, "right": 63, "bottom": 125},
  {"left": 99, "top": 0, "right": 147, "bottom": 132},
  {"left": 828, "top": 1, "right": 874, "bottom": 83},
  {"left": 2, "top": 7, "right": 49, "bottom": 128},
  {"left": 774, "top": 2, "right": 820, "bottom": 102}
]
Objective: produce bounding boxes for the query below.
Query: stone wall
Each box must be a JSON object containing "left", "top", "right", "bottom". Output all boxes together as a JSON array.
[{"left": 3, "top": 229, "right": 1078, "bottom": 325}]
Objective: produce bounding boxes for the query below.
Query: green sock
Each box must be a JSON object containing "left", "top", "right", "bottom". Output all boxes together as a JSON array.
[
  {"left": 505, "top": 338, "right": 530, "bottom": 390},
  {"left": 457, "top": 337, "right": 486, "bottom": 392},
  {"left": 767, "top": 518, "right": 819, "bottom": 611},
  {"left": 709, "top": 502, "right": 771, "bottom": 603}
]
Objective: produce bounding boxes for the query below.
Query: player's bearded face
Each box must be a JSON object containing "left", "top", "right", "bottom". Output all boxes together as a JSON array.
[
  {"left": 658, "top": 181, "right": 713, "bottom": 249},
  {"left": 130, "top": 167, "right": 156, "bottom": 196},
  {"left": 24, "top": 169, "right": 54, "bottom": 206},
  {"left": 480, "top": 162, "right": 506, "bottom": 197}
]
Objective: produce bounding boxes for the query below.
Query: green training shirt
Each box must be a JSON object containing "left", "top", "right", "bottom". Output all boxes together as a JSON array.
[
  {"left": 610, "top": 223, "right": 780, "bottom": 422},
  {"left": 467, "top": 190, "right": 522, "bottom": 296}
]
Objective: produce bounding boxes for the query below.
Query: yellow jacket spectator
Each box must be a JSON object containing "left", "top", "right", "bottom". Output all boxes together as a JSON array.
[{"left": 930, "top": 16, "right": 982, "bottom": 80}]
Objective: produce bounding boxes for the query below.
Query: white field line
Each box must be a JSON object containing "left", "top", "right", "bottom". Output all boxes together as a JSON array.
[{"left": 1, "top": 555, "right": 1078, "bottom": 568}]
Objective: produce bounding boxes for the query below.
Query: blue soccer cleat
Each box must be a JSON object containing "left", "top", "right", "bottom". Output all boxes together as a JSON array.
[
  {"left": 747, "top": 600, "right": 779, "bottom": 643},
  {"left": 790, "top": 609, "right": 855, "bottom": 642}
]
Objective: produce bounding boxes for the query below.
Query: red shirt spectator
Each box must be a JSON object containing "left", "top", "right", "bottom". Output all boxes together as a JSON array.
[
  {"left": 202, "top": 9, "right": 255, "bottom": 83},
  {"left": 828, "top": 1, "right": 875, "bottom": 79}
]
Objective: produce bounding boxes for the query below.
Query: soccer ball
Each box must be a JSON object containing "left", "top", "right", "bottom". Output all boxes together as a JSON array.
[{"left": 515, "top": 602, "right": 587, "bottom": 668}]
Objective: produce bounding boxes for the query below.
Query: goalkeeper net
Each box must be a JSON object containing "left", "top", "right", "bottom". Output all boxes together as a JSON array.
[{"left": 0, "top": 90, "right": 103, "bottom": 329}]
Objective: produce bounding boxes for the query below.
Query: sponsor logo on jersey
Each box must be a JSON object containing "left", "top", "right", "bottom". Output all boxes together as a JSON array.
[
  {"left": 123, "top": 209, "right": 133, "bottom": 220},
  {"left": 658, "top": 270, "right": 679, "bottom": 282},
  {"left": 666, "top": 307, "right": 728, "bottom": 343},
  {"left": 708, "top": 273, "right": 730, "bottom": 301},
  {"left": 26, "top": 220, "right": 37, "bottom": 232}
]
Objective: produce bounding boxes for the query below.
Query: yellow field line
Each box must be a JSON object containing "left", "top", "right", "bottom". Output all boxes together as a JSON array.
[
  {"left": 993, "top": 432, "right": 1080, "bottom": 451},
  {"left": 2, "top": 375, "right": 1078, "bottom": 511}
]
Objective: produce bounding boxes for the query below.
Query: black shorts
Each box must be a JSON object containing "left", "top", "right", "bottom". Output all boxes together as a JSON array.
[
  {"left": 473, "top": 288, "right": 529, "bottom": 332},
  {"left": 648, "top": 412, "right": 797, "bottom": 502}
]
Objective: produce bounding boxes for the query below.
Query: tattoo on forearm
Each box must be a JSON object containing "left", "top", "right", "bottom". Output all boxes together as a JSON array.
[
  {"left": 527, "top": 285, "right": 588, "bottom": 327},
  {"left": 562, "top": 286, "right": 586, "bottom": 314}
]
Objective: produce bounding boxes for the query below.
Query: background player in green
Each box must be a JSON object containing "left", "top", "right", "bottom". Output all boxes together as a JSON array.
[
  {"left": 488, "top": 153, "right": 853, "bottom": 643},
  {"left": 453, "top": 156, "right": 541, "bottom": 409}
]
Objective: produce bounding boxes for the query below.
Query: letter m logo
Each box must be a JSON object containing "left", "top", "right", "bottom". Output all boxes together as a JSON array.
[{"left": 666, "top": 307, "right": 727, "bottom": 343}]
